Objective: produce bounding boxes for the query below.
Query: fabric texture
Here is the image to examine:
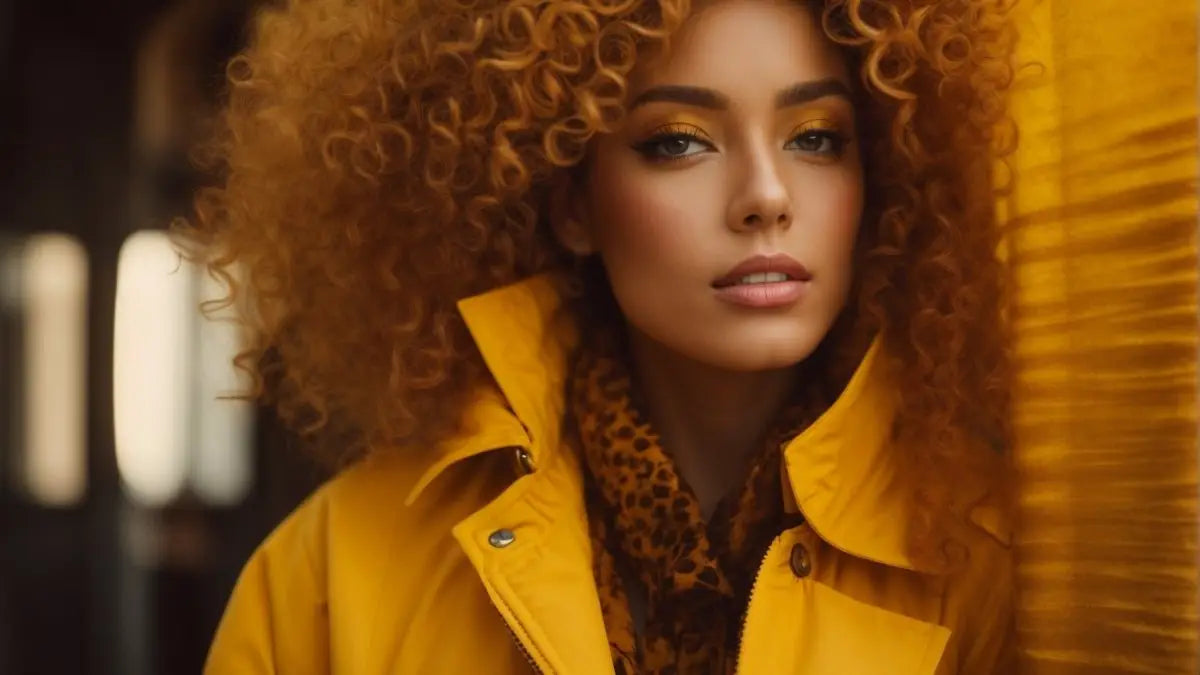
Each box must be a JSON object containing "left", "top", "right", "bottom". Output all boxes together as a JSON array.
[
  {"left": 1003, "top": 1, "right": 1199, "bottom": 671},
  {"left": 570, "top": 332, "right": 813, "bottom": 674}
]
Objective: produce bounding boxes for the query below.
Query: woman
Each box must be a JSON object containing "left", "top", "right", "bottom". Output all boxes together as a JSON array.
[{"left": 187, "top": 0, "right": 1018, "bottom": 672}]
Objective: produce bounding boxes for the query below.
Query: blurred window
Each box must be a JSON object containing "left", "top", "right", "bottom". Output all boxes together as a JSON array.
[
  {"left": 0, "top": 234, "right": 88, "bottom": 506},
  {"left": 23, "top": 234, "right": 89, "bottom": 506},
  {"left": 114, "top": 230, "right": 252, "bottom": 508}
]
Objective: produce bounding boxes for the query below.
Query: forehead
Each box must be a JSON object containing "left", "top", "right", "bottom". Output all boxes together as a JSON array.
[{"left": 631, "top": 0, "right": 849, "bottom": 94}]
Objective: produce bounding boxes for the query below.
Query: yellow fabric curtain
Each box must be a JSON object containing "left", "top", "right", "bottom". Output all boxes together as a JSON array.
[{"left": 1003, "top": 0, "right": 1200, "bottom": 672}]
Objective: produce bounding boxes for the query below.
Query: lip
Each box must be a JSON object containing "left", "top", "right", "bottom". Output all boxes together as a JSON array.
[
  {"left": 712, "top": 253, "right": 813, "bottom": 289},
  {"left": 714, "top": 280, "right": 808, "bottom": 308}
]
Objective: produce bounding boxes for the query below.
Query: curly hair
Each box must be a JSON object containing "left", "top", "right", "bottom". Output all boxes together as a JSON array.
[{"left": 176, "top": 0, "right": 1018, "bottom": 564}]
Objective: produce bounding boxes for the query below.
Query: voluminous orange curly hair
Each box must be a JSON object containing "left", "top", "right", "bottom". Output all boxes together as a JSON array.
[{"left": 177, "top": 0, "right": 1017, "bottom": 563}]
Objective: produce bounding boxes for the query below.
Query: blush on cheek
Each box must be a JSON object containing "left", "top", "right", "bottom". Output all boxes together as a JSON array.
[
  {"left": 818, "top": 178, "right": 864, "bottom": 243},
  {"left": 594, "top": 176, "right": 711, "bottom": 271}
]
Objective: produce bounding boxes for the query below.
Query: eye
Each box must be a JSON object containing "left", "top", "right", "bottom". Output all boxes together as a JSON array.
[
  {"left": 632, "top": 124, "right": 716, "bottom": 162},
  {"left": 785, "top": 128, "right": 850, "bottom": 158}
]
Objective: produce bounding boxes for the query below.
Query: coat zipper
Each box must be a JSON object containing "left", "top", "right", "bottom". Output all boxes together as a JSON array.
[
  {"left": 733, "top": 536, "right": 781, "bottom": 674},
  {"left": 498, "top": 536, "right": 775, "bottom": 675},
  {"left": 498, "top": 607, "right": 548, "bottom": 674}
]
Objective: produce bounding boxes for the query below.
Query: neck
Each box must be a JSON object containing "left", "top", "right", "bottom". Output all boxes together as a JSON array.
[{"left": 625, "top": 326, "right": 799, "bottom": 520}]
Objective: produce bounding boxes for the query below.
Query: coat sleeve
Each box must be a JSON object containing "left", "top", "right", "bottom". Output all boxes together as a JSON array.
[{"left": 204, "top": 497, "right": 331, "bottom": 675}]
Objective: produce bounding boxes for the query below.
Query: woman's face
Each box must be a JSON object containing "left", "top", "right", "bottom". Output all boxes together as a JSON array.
[{"left": 572, "top": 0, "right": 863, "bottom": 372}]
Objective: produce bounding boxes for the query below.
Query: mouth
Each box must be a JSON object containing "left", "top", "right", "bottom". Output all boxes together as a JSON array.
[
  {"left": 713, "top": 271, "right": 802, "bottom": 288},
  {"left": 712, "top": 254, "right": 812, "bottom": 289}
]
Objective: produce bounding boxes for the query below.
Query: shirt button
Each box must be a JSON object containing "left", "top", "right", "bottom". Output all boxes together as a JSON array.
[
  {"left": 789, "top": 543, "right": 812, "bottom": 578},
  {"left": 488, "top": 529, "right": 516, "bottom": 549},
  {"left": 514, "top": 447, "right": 536, "bottom": 475}
]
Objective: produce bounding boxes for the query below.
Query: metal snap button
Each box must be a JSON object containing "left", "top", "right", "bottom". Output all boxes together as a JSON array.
[
  {"left": 789, "top": 543, "right": 812, "bottom": 578},
  {"left": 488, "top": 528, "right": 516, "bottom": 549},
  {"left": 515, "top": 447, "right": 536, "bottom": 475}
]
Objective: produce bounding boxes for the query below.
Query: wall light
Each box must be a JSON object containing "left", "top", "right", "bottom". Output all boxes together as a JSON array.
[
  {"left": 113, "top": 231, "right": 193, "bottom": 507},
  {"left": 21, "top": 234, "right": 88, "bottom": 506}
]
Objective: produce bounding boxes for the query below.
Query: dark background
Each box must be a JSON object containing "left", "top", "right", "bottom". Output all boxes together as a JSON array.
[{"left": 0, "top": 2, "right": 326, "bottom": 673}]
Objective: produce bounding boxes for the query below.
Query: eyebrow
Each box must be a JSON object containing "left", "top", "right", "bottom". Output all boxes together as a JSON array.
[{"left": 629, "top": 77, "right": 853, "bottom": 111}]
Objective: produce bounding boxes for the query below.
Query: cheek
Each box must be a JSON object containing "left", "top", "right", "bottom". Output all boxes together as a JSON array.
[
  {"left": 587, "top": 162, "right": 718, "bottom": 274},
  {"left": 806, "top": 171, "right": 863, "bottom": 265}
]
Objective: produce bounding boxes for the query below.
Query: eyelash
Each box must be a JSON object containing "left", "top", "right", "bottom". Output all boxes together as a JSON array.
[{"left": 632, "top": 124, "right": 851, "bottom": 162}]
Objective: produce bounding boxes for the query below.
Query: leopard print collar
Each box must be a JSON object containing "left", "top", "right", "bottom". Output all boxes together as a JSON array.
[{"left": 569, "top": 334, "right": 814, "bottom": 674}]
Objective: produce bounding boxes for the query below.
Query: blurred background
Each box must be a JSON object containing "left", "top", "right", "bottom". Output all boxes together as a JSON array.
[
  {"left": 0, "top": 1, "right": 327, "bottom": 673},
  {"left": 1, "top": 1, "right": 1198, "bottom": 674}
]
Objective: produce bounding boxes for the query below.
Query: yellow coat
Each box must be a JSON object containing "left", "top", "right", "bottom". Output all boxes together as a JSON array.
[{"left": 205, "top": 274, "right": 1014, "bottom": 675}]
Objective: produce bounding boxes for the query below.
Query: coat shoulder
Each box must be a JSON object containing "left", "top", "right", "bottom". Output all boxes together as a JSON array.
[
  {"left": 266, "top": 445, "right": 510, "bottom": 559},
  {"left": 249, "top": 450, "right": 431, "bottom": 573},
  {"left": 206, "top": 448, "right": 509, "bottom": 674}
]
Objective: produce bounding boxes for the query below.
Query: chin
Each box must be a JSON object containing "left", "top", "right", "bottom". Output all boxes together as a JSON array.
[
  {"left": 705, "top": 341, "right": 823, "bottom": 372},
  {"left": 667, "top": 321, "right": 833, "bottom": 373}
]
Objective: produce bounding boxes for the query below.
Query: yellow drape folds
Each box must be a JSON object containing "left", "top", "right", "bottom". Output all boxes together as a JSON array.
[{"left": 1003, "top": 0, "right": 1200, "bottom": 672}]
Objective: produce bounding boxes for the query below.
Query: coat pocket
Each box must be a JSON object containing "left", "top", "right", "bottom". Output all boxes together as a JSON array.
[{"left": 738, "top": 577, "right": 950, "bottom": 675}]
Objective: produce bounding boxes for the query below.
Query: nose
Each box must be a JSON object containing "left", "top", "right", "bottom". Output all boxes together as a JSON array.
[{"left": 727, "top": 147, "right": 793, "bottom": 233}]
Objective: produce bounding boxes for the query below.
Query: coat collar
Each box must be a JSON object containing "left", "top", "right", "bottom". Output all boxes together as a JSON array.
[
  {"left": 404, "top": 273, "right": 981, "bottom": 573},
  {"left": 404, "top": 273, "right": 574, "bottom": 506}
]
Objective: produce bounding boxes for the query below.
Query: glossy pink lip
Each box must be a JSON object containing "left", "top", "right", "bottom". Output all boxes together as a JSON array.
[
  {"left": 712, "top": 253, "right": 812, "bottom": 309},
  {"left": 714, "top": 280, "right": 808, "bottom": 308}
]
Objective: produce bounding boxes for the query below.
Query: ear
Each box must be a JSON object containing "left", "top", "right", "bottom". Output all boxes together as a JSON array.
[{"left": 548, "top": 171, "right": 595, "bottom": 256}]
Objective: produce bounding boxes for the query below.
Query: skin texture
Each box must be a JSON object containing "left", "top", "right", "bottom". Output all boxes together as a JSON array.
[{"left": 561, "top": 0, "right": 864, "bottom": 513}]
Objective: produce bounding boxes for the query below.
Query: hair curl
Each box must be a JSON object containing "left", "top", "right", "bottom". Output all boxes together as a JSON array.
[{"left": 177, "top": 0, "right": 1018, "bottom": 565}]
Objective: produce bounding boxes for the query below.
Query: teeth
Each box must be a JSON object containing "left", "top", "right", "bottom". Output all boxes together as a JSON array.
[{"left": 738, "top": 272, "right": 789, "bottom": 285}]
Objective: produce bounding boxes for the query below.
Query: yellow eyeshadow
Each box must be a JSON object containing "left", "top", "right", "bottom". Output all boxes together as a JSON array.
[
  {"left": 794, "top": 118, "right": 841, "bottom": 134},
  {"left": 782, "top": 105, "right": 852, "bottom": 132},
  {"left": 635, "top": 113, "right": 716, "bottom": 138}
]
